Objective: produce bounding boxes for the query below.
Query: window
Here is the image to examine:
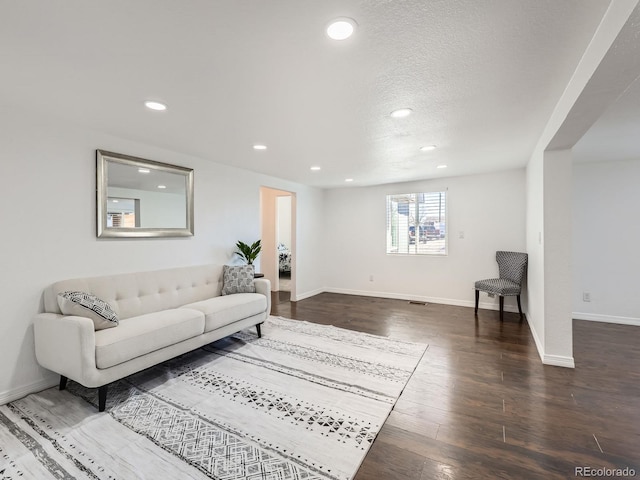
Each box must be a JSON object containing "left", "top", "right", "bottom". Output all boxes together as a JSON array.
[{"left": 386, "top": 191, "right": 447, "bottom": 255}]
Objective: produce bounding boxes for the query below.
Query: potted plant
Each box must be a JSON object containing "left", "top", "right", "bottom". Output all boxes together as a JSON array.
[{"left": 235, "top": 239, "right": 262, "bottom": 265}]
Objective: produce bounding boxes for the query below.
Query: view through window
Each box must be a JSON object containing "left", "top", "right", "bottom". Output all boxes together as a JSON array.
[{"left": 386, "top": 192, "right": 447, "bottom": 255}]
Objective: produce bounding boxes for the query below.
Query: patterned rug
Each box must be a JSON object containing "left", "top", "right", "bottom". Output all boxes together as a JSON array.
[{"left": 0, "top": 316, "right": 427, "bottom": 480}]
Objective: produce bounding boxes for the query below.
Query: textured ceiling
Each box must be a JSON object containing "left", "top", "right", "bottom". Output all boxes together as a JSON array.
[{"left": 0, "top": 1, "right": 613, "bottom": 188}]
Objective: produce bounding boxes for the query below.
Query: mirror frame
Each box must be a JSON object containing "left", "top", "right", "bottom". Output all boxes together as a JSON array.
[{"left": 96, "top": 150, "right": 194, "bottom": 238}]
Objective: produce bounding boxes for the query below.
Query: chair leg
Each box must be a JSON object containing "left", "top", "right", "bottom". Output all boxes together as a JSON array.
[
  {"left": 474, "top": 290, "right": 479, "bottom": 315},
  {"left": 98, "top": 385, "right": 107, "bottom": 412},
  {"left": 59, "top": 375, "right": 68, "bottom": 391},
  {"left": 517, "top": 295, "right": 523, "bottom": 319},
  {"left": 499, "top": 296, "right": 504, "bottom": 321}
]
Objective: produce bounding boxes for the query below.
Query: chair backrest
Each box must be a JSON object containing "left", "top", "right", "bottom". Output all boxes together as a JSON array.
[{"left": 496, "top": 251, "right": 528, "bottom": 285}]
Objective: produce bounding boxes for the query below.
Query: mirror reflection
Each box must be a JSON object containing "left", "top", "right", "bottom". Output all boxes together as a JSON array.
[
  {"left": 97, "top": 150, "right": 194, "bottom": 238},
  {"left": 106, "top": 197, "right": 139, "bottom": 228}
]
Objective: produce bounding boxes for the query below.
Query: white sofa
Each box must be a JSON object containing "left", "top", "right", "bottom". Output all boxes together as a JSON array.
[{"left": 33, "top": 264, "right": 271, "bottom": 411}]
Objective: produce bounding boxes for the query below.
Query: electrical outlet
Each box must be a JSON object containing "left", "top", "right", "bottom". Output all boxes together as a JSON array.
[{"left": 583, "top": 292, "right": 591, "bottom": 302}]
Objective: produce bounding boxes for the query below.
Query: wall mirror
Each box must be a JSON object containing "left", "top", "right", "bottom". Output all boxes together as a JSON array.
[{"left": 96, "top": 150, "right": 194, "bottom": 238}]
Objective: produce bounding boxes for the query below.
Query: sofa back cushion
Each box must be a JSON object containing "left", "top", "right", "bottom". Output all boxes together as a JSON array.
[
  {"left": 57, "top": 291, "right": 120, "bottom": 330},
  {"left": 44, "top": 264, "right": 221, "bottom": 320}
]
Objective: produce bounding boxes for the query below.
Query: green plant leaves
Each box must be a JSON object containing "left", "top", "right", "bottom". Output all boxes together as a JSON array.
[{"left": 235, "top": 239, "right": 262, "bottom": 265}]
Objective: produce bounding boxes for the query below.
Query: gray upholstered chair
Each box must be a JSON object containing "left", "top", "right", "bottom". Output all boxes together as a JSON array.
[{"left": 474, "top": 251, "right": 528, "bottom": 321}]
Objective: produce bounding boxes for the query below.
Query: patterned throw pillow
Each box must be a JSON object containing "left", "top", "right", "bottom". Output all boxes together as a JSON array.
[
  {"left": 57, "top": 291, "right": 119, "bottom": 330},
  {"left": 221, "top": 265, "right": 256, "bottom": 295}
]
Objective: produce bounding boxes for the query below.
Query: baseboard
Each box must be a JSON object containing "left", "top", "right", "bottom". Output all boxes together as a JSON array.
[
  {"left": 325, "top": 287, "right": 468, "bottom": 307},
  {"left": 573, "top": 312, "right": 640, "bottom": 327},
  {"left": 542, "top": 354, "right": 575, "bottom": 368},
  {"left": 526, "top": 316, "right": 575, "bottom": 368},
  {"left": 323, "top": 287, "right": 521, "bottom": 312},
  {"left": 526, "top": 316, "right": 545, "bottom": 364},
  {"left": 292, "top": 288, "right": 325, "bottom": 302},
  {"left": 0, "top": 376, "right": 57, "bottom": 406}
]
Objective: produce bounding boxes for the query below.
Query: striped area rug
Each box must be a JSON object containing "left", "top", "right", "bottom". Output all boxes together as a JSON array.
[{"left": 1, "top": 316, "right": 427, "bottom": 480}]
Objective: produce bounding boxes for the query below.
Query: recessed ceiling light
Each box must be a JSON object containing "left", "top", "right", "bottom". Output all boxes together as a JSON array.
[
  {"left": 436, "top": 165, "right": 447, "bottom": 169},
  {"left": 253, "top": 144, "right": 267, "bottom": 150},
  {"left": 390, "top": 108, "right": 412, "bottom": 118},
  {"left": 326, "top": 18, "right": 357, "bottom": 40},
  {"left": 420, "top": 145, "right": 437, "bottom": 152},
  {"left": 310, "top": 166, "right": 321, "bottom": 171},
  {"left": 138, "top": 168, "right": 151, "bottom": 174},
  {"left": 345, "top": 178, "right": 354, "bottom": 182},
  {"left": 157, "top": 184, "right": 167, "bottom": 189},
  {"left": 144, "top": 101, "right": 167, "bottom": 111}
]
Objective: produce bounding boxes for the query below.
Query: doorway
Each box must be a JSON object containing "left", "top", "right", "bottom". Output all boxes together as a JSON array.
[
  {"left": 259, "top": 187, "right": 296, "bottom": 305},
  {"left": 276, "top": 195, "right": 292, "bottom": 297}
]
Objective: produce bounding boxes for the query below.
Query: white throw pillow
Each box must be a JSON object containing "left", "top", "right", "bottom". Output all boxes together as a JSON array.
[{"left": 57, "top": 291, "right": 119, "bottom": 330}]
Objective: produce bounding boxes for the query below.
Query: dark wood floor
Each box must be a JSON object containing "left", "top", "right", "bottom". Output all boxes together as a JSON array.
[{"left": 271, "top": 292, "right": 640, "bottom": 480}]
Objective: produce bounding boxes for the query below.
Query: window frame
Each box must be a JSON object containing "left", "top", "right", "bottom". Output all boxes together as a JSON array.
[{"left": 386, "top": 191, "right": 448, "bottom": 256}]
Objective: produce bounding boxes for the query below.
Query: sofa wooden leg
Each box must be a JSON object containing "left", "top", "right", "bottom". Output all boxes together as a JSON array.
[
  {"left": 256, "top": 323, "right": 262, "bottom": 338},
  {"left": 98, "top": 385, "right": 107, "bottom": 412},
  {"left": 59, "top": 375, "right": 68, "bottom": 391}
]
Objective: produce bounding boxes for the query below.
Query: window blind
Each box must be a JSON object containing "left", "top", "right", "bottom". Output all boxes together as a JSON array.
[{"left": 386, "top": 191, "right": 447, "bottom": 255}]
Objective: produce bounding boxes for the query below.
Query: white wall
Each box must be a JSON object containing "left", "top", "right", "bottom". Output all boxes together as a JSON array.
[
  {"left": 526, "top": 148, "right": 581, "bottom": 369},
  {"left": 322, "top": 169, "right": 526, "bottom": 308},
  {"left": 573, "top": 159, "right": 640, "bottom": 325},
  {"left": 525, "top": 149, "right": 546, "bottom": 356},
  {"left": 543, "top": 150, "right": 574, "bottom": 363},
  {"left": 0, "top": 106, "right": 324, "bottom": 404},
  {"left": 277, "top": 196, "right": 292, "bottom": 249}
]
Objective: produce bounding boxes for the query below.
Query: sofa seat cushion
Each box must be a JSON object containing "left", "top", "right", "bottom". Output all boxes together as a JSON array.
[
  {"left": 95, "top": 309, "right": 205, "bottom": 369},
  {"left": 181, "top": 293, "right": 267, "bottom": 332}
]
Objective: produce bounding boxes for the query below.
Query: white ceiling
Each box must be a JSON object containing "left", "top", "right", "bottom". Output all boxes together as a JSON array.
[
  {"left": 0, "top": 1, "right": 623, "bottom": 188},
  {"left": 552, "top": 2, "right": 640, "bottom": 163},
  {"left": 573, "top": 73, "right": 640, "bottom": 164}
]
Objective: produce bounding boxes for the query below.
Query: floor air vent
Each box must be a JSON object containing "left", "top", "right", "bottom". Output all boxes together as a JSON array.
[{"left": 408, "top": 301, "right": 428, "bottom": 306}]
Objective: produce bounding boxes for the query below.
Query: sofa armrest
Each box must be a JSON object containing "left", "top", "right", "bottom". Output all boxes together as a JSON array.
[
  {"left": 33, "top": 313, "right": 98, "bottom": 386},
  {"left": 254, "top": 278, "right": 272, "bottom": 317}
]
